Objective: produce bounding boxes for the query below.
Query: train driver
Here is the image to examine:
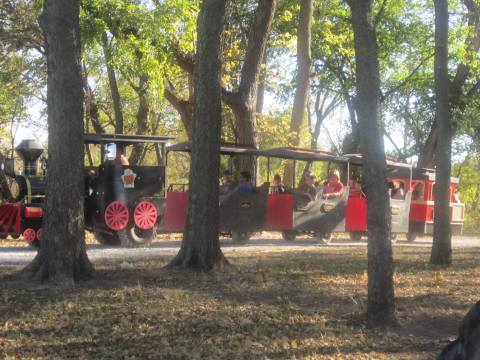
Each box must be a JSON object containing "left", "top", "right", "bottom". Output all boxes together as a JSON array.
[
  {"left": 322, "top": 169, "right": 344, "bottom": 199},
  {"left": 116, "top": 145, "right": 130, "bottom": 166}
]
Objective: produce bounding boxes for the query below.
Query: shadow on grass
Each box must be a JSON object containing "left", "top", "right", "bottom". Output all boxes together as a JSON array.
[{"left": 1, "top": 247, "right": 478, "bottom": 359}]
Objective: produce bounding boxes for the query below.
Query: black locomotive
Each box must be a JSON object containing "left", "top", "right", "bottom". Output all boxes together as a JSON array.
[
  {"left": 0, "top": 133, "right": 172, "bottom": 247},
  {"left": 0, "top": 139, "right": 46, "bottom": 245}
]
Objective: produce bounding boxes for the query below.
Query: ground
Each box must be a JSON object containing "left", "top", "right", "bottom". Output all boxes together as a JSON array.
[{"left": 0, "top": 235, "right": 479, "bottom": 359}]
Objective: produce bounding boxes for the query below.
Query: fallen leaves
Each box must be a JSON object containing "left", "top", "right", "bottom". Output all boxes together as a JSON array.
[{"left": 0, "top": 246, "right": 479, "bottom": 359}]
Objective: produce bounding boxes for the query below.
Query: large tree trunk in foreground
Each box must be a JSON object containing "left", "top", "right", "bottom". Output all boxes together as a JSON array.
[
  {"left": 168, "top": 0, "right": 228, "bottom": 271},
  {"left": 284, "top": 0, "right": 313, "bottom": 187},
  {"left": 430, "top": 0, "right": 452, "bottom": 266},
  {"left": 25, "top": 0, "right": 94, "bottom": 284},
  {"left": 348, "top": 0, "right": 396, "bottom": 327},
  {"left": 101, "top": 32, "right": 124, "bottom": 134},
  {"left": 222, "top": 0, "right": 276, "bottom": 176}
]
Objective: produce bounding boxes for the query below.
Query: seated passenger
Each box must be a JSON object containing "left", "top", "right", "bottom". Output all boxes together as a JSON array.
[
  {"left": 349, "top": 177, "right": 365, "bottom": 198},
  {"left": 389, "top": 181, "right": 404, "bottom": 200},
  {"left": 220, "top": 170, "right": 234, "bottom": 194},
  {"left": 271, "top": 174, "right": 286, "bottom": 194},
  {"left": 297, "top": 173, "right": 317, "bottom": 202},
  {"left": 322, "top": 170, "right": 344, "bottom": 199},
  {"left": 237, "top": 171, "right": 253, "bottom": 193}
]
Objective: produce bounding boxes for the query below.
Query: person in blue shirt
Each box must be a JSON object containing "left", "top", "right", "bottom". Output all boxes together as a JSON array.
[{"left": 237, "top": 171, "right": 253, "bottom": 193}]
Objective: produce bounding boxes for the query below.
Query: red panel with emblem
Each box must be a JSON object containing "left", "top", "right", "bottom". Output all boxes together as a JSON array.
[
  {"left": 161, "top": 192, "right": 188, "bottom": 232},
  {"left": 265, "top": 194, "right": 293, "bottom": 230},
  {"left": 345, "top": 197, "right": 367, "bottom": 231}
]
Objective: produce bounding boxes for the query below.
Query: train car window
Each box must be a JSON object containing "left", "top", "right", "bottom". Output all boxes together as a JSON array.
[{"left": 104, "top": 143, "right": 117, "bottom": 161}]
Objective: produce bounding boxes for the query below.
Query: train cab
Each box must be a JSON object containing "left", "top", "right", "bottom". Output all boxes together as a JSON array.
[{"left": 83, "top": 133, "right": 174, "bottom": 247}]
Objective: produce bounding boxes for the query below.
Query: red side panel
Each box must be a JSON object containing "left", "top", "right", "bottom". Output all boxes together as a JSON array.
[
  {"left": 265, "top": 194, "right": 293, "bottom": 230},
  {"left": 345, "top": 197, "right": 367, "bottom": 231},
  {"left": 0, "top": 203, "right": 21, "bottom": 236},
  {"left": 24, "top": 207, "right": 43, "bottom": 218},
  {"left": 410, "top": 202, "right": 429, "bottom": 222},
  {"left": 161, "top": 192, "right": 188, "bottom": 232}
]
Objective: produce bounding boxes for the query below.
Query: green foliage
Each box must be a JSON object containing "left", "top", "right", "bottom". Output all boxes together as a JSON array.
[{"left": 454, "top": 158, "right": 480, "bottom": 233}]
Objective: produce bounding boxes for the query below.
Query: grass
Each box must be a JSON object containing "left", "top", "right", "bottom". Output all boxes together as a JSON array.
[{"left": 1, "top": 246, "right": 479, "bottom": 359}]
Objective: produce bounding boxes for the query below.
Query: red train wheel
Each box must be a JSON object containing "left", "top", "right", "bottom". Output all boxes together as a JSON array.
[
  {"left": 23, "top": 228, "right": 36, "bottom": 243},
  {"left": 104, "top": 201, "right": 129, "bottom": 231},
  {"left": 133, "top": 201, "right": 158, "bottom": 230},
  {"left": 36, "top": 228, "right": 43, "bottom": 241}
]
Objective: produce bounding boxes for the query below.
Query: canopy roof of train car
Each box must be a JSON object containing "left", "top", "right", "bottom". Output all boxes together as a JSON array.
[
  {"left": 167, "top": 141, "right": 264, "bottom": 157},
  {"left": 84, "top": 133, "right": 174, "bottom": 144},
  {"left": 264, "top": 147, "right": 348, "bottom": 163}
]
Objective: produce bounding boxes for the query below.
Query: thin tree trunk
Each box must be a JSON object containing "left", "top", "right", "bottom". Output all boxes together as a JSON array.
[
  {"left": 348, "top": 0, "right": 396, "bottom": 327},
  {"left": 25, "top": 0, "right": 94, "bottom": 284},
  {"left": 256, "top": 48, "right": 268, "bottom": 115},
  {"left": 164, "top": 79, "right": 193, "bottom": 139},
  {"left": 101, "top": 32, "right": 124, "bottom": 134},
  {"left": 284, "top": 0, "right": 313, "bottom": 187},
  {"left": 168, "top": 0, "right": 228, "bottom": 271},
  {"left": 222, "top": 0, "right": 276, "bottom": 176},
  {"left": 430, "top": 0, "right": 452, "bottom": 266},
  {"left": 418, "top": 0, "right": 479, "bottom": 168},
  {"left": 129, "top": 75, "right": 149, "bottom": 165}
]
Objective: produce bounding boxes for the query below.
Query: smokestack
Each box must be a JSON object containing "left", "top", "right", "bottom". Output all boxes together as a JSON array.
[{"left": 15, "top": 139, "right": 44, "bottom": 176}]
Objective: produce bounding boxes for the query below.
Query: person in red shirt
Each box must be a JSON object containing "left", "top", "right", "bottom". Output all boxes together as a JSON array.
[{"left": 322, "top": 169, "right": 344, "bottom": 199}]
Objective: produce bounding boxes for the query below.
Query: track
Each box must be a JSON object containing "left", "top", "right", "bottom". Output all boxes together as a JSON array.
[{"left": 0, "top": 235, "right": 478, "bottom": 266}]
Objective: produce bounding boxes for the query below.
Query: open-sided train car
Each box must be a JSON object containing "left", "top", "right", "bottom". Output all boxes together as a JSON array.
[
  {"left": 345, "top": 154, "right": 464, "bottom": 241},
  {"left": 160, "top": 141, "right": 269, "bottom": 243}
]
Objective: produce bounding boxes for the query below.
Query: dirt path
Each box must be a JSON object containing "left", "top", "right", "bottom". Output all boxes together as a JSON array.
[{"left": 0, "top": 234, "right": 478, "bottom": 265}]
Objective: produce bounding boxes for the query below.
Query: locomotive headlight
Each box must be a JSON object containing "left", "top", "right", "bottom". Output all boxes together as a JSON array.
[{"left": 9, "top": 179, "right": 20, "bottom": 199}]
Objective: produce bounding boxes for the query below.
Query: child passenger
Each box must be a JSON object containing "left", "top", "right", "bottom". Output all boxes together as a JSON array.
[
  {"left": 271, "top": 174, "right": 286, "bottom": 194},
  {"left": 322, "top": 170, "right": 344, "bottom": 199}
]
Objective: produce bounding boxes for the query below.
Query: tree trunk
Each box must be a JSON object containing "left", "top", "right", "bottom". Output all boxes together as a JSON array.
[
  {"left": 101, "top": 32, "right": 124, "bottom": 134},
  {"left": 25, "top": 0, "right": 94, "bottom": 285},
  {"left": 256, "top": 48, "right": 268, "bottom": 115},
  {"left": 417, "top": 123, "right": 437, "bottom": 168},
  {"left": 168, "top": 0, "right": 228, "bottom": 271},
  {"left": 348, "top": 0, "right": 396, "bottom": 327},
  {"left": 418, "top": 0, "right": 479, "bottom": 168},
  {"left": 222, "top": 0, "right": 276, "bottom": 176},
  {"left": 430, "top": 0, "right": 452, "bottom": 266},
  {"left": 284, "top": 0, "right": 313, "bottom": 187},
  {"left": 129, "top": 75, "right": 149, "bottom": 165},
  {"left": 164, "top": 78, "right": 193, "bottom": 139}
]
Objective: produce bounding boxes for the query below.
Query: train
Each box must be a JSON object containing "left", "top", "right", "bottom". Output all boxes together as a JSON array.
[{"left": 0, "top": 135, "right": 465, "bottom": 247}]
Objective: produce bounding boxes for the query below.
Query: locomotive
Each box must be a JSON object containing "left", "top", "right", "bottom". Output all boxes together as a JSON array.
[{"left": 0, "top": 133, "right": 172, "bottom": 247}]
